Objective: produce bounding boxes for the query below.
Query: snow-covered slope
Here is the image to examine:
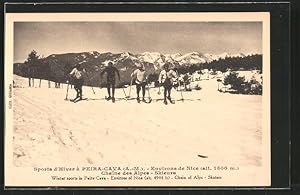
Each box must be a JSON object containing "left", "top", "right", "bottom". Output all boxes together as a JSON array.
[{"left": 12, "top": 74, "right": 262, "bottom": 168}]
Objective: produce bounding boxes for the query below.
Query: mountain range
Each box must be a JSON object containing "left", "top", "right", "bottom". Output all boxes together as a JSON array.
[
  {"left": 54, "top": 51, "right": 252, "bottom": 69},
  {"left": 13, "top": 51, "right": 259, "bottom": 86}
]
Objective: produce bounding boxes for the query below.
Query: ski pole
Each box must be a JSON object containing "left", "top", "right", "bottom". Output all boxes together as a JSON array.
[
  {"left": 122, "top": 88, "right": 128, "bottom": 100},
  {"left": 175, "top": 71, "right": 184, "bottom": 102},
  {"left": 91, "top": 85, "right": 95, "bottom": 94},
  {"left": 147, "top": 83, "right": 152, "bottom": 103},
  {"left": 179, "top": 82, "right": 184, "bottom": 102},
  {"left": 127, "top": 77, "right": 133, "bottom": 98},
  {"left": 65, "top": 82, "right": 70, "bottom": 100},
  {"left": 120, "top": 84, "right": 128, "bottom": 100},
  {"left": 85, "top": 70, "right": 96, "bottom": 95},
  {"left": 122, "top": 87, "right": 127, "bottom": 96}
]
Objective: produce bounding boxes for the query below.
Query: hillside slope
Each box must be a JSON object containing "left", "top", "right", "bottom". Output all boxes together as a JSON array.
[{"left": 13, "top": 75, "right": 262, "bottom": 167}]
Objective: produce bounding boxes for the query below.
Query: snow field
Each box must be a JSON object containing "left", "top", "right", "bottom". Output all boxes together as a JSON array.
[{"left": 12, "top": 75, "right": 262, "bottom": 167}]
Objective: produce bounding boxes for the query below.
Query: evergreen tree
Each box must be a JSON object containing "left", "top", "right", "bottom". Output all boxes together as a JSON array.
[{"left": 25, "top": 50, "right": 40, "bottom": 87}]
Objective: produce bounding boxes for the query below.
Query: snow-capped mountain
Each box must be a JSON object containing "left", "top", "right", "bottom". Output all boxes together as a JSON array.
[
  {"left": 28, "top": 51, "right": 256, "bottom": 72},
  {"left": 114, "top": 52, "right": 139, "bottom": 64},
  {"left": 175, "top": 52, "right": 208, "bottom": 65},
  {"left": 135, "top": 51, "right": 250, "bottom": 67},
  {"left": 137, "top": 52, "right": 166, "bottom": 69},
  {"left": 230, "top": 53, "right": 246, "bottom": 58},
  {"left": 138, "top": 52, "right": 162, "bottom": 64},
  {"left": 203, "top": 53, "right": 220, "bottom": 62},
  {"left": 14, "top": 50, "right": 261, "bottom": 87},
  {"left": 31, "top": 51, "right": 257, "bottom": 76},
  {"left": 218, "top": 52, "right": 230, "bottom": 59},
  {"left": 170, "top": 53, "right": 183, "bottom": 61},
  {"left": 137, "top": 52, "right": 180, "bottom": 69},
  {"left": 164, "top": 54, "right": 178, "bottom": 64}
]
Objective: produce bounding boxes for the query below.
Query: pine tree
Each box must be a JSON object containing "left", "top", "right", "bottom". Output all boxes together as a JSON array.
[{"left": 25, "top": 50, "right": 40, "bottom": 87}]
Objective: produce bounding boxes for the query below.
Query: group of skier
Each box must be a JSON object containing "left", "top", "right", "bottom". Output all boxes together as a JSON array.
[{"left": 68, "top": 61, "right": 179, "bottom": 104}]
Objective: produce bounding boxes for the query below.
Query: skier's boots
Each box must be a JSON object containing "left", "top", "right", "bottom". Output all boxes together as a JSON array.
[
  {"left": 164, "top": 99, "right": 168, "bottom": 105},
  {"left": 167, "top": 96, "right": 175, "bottom": 104}
]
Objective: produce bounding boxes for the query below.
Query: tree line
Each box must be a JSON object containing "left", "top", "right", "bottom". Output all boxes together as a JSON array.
[
  {"left": 14, "top": 50, "right": 74, "bottom": 88},
  {"left": 176, "top": 54, "right": 262, "bottom": 74}
]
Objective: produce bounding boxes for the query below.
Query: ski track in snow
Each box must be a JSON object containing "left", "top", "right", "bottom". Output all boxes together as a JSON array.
[{"left": 12, "top": 75, "right": 262, "bottom": 167}]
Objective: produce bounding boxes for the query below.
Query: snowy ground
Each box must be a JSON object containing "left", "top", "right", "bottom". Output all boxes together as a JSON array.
[{"left": 12, "top": 75, "right": 262, "bottom": 167}]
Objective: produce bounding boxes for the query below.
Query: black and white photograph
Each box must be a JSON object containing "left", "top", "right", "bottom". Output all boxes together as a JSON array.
[{"left": 5, "top": 12, "right": 270, "bottom": 187}]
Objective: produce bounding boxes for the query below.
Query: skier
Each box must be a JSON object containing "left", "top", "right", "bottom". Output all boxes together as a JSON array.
[
  {"left": 69, "top": 63, "right": 85, "bottom": 102},
  {"left": 100, "top": 61, "right": 120, "bottom": 103},
  {"left": 131, "top": 64, "right": 148, "bottom": 103},
  {"left": 159, "top": 62, "right": 178, "bottom": 105}
]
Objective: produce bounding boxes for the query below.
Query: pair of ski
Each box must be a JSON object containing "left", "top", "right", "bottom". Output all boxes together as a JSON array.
[
  {"left": 104, "top": 96, "right": 116, "bottom": 103},
  {"left": 164, "top": 97, "right": 175, "bottom": 105},
  {"left": 69, "top": 97, "right": 88, "bottom": 103},
  {"left": 136, "top": 97, "right": 152, "bottom": 104},
  {"left": 104, "top": 96, "right": 152, "bottom": 103},
  {"left": 157, "top": 70, "right": 184, "bottom": 104},
  {"left": 64, "top": 83, "right": 89, "bottom": 103},
  {"left": 157, "top": 86, "right": 176, "bottom": 105},
  {"left": 124, "top": 79, "right": 152, "bottom": 104}
]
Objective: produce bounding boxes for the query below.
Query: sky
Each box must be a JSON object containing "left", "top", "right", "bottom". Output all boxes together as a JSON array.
[{"left": 14, "top": 22, "right": 262, "bottom": 63}]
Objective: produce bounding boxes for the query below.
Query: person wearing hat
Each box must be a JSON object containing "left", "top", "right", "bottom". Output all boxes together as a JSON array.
[
  {"left": 69, "top": 63, "right": 85, "bottom": 102},
  {"left": 100, "top": 61, "right": 120, "bottom": 103},
  {"left": 131, "top": 64, "right": 148, "bottom": 103},
  {"left": 159, "top": 62, "right": 178, "bottom": 105}
]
